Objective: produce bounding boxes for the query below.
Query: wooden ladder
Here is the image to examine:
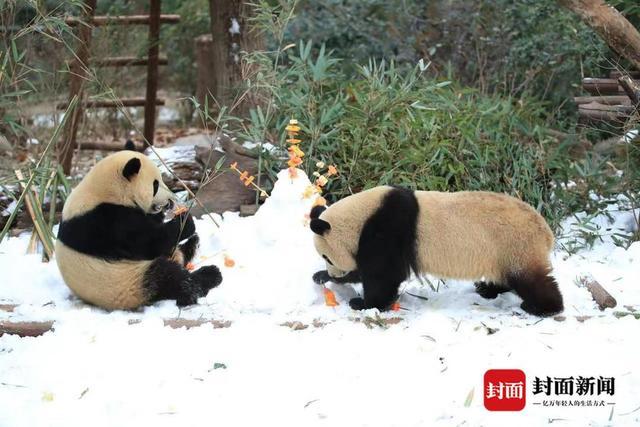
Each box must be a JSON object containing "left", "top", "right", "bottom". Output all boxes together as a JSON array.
[{"left": 58, "top": 0, "right": 180, "bottom": 174}]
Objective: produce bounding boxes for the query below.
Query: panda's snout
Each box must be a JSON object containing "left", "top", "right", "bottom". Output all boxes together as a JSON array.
[{"left": 152, "top": 199, "right": 174, "bottom": 214}]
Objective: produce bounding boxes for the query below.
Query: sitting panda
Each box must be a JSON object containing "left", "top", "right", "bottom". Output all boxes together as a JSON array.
[
  {"left": 310, "top": 186, "right": 563, "bottom": 316},
  {"left": 55, "top": 151, "right": 222, "bottom": 310}
]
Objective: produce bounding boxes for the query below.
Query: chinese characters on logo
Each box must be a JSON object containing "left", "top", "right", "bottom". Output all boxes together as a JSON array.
[
  {"left": 484, "top": 369, "right": 526, "bottom": 411},
  {"left": 483, "top": 371, "right": 615, "bottom": 411}
]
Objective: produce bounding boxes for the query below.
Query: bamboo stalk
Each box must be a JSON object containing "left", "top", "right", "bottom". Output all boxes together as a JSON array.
[
  {"left": 14, "top": 170, "right": 55, "bottom": 260},
  {"left": 0, "top": 97, "right": 78, "bottom": 244}
]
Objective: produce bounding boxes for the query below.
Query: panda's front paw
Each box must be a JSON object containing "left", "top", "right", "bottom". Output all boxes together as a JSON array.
[
  {"left": 179, "top": 234, "right": 200, "bottom": 264},
  {"left": 313, "top": 270, "right": 331, "bottom": 285},
  {"left": 349, "top": 297, "right": 366, "bottom": 310}
]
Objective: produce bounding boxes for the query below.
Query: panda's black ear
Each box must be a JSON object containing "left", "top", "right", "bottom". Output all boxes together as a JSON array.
[
  {"left": 310, "top": 218, "right": 331, "bottom": 235},
  {"left": 122, "top": 158, "right": 141, "bottom": 181},
  {"left": 310, "top": 205, "right": 327, "bottom": 220}
]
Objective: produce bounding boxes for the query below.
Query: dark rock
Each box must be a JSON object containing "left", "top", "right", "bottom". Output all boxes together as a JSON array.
[{"left": 192, "top": 134, "right": 261, "bottom": 215}]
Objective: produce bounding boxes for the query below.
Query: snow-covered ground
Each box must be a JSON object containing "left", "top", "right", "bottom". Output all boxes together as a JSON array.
[{"left": 1, "top": 170, "right": 639, "bottom": 427}]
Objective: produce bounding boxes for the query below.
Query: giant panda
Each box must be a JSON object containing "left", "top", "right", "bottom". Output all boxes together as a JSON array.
[
  {"left": 55, "top": 150, "right": 222, "bottom": 310},
  {"left": 310, "top": 186, "right": 563, "bottom": 316}
]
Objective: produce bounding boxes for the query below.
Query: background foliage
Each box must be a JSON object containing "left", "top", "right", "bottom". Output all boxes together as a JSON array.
[{"left": 0, "top": 0, "right": 638, "bottom": 248}]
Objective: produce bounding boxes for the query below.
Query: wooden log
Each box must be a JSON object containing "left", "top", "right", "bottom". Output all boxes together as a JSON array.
[
  {"left": 94, "top": 55, "right": 168, "bottom": 67},
  {"left": 558, "top": 0, "right": 640, "bottom": 72},
  {"left": 143, "top": 0, "right": 161, "bottom": 146},
  {"left": 609, "top": 70, "right": 640, "bottom": 79},
  {"left": 578, "top": 101, "right": 633, "bottom": 122},
  {"left": 57, "top": 97, "right": 165, "bottom": 109},
  {"left": 65, "top": 15, "right": 180, "bottom": 26},
  {"left": 578, "top": 276, "right": 617, "bottom": 310},
  {"left": 59, "top": 0, "right": 96, "bottom": 175},
  {"left": 0, "top": 321, "right": 54, "bottom": 337},
  {"left": 76, "top": 141, "right": 145, "bottom": 151},
  {"left": 574, "top": 95, "right": 630, "bottom": 105},
  {"left": 582, "top": 78, "right": 633, "bottom": 95}
]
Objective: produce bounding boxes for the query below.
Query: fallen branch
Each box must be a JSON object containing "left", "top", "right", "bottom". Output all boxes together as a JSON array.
[
  {"left": 618, "top": 75, "right": 640, "bottom": 108},
  {"left": 128, "top": 318, "right": 231, "bottom": 329},
  {"left": 578, "top": 275, "right": 617, "bottom": 310},
  {"left": 281, "top": 316, "right": 403, "bottom": 330},
  {"left": 0, "top": 318, "right": 231, "bottom": 337},
  {"left": 553, "top": 315, "right": 599, "bottom": 322},
  {"left": 0, "top": 321, "right": 54, "bottom": 337},
  {"left": 0, "top": 304, "right": 18, "bottom": 312}
]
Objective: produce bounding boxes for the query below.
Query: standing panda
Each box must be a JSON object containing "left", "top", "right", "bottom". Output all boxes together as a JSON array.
[
  {"left": 310, "top": 186, "right": 563, "bottom": 316},
  {"left": 55, "top": 151, "right": 222, "bottom": 310}
]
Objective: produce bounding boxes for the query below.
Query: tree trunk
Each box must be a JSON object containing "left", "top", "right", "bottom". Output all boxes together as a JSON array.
[
  {"left": 208, "top": 0, "right": 263, "bottom": 117},
  {"left": 558, "top": 0, "right": 640, "bottom": 72}
]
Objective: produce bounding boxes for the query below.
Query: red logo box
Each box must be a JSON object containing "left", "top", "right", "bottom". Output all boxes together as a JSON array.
[{"left": 484, "top": 369, "right": 526, "bottom": 411}]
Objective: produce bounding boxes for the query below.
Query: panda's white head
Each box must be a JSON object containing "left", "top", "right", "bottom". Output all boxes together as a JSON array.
[
  {"left": 63, "top": 151, "right": 176, "bottom": 219},
  {"left": 310, "top": 205, "right": 357, "bottom": 278}
]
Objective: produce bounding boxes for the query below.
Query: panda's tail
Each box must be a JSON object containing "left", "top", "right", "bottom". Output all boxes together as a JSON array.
[{"left": 506, "top": 266, "right": 563, "bottom": 317}]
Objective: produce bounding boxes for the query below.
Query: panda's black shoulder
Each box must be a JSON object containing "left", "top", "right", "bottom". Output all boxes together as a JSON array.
[
  {"left": 356, "top": 186, "right": 419, "bottom": 274},
  {"left": 371, "top": 186, "right": 419, "bottom": 228}
]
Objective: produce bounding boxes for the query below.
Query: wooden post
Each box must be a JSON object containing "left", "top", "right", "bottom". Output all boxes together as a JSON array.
[
  {"left": 143, "top": 0, "right": 161, "bottom": 147},
  {"left": 208, "top": 0, "right": 264, "bottom": 117},
  {"left": 59, "top": 0, "right": 96, "bottom": 175},
  {"left": 195, "top": 34, "right": 216, "bottom": 113}
]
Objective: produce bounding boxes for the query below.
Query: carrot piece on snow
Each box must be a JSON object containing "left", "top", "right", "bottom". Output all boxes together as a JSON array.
[
  {"left": 323, "top": 287, "right": 338, "bottom": 307},
  {"left": 391, "top": 301, "right": 401, "bottom": 311},
  {"left": 224, "top": 255, "right": 235, "bottom": 268}
]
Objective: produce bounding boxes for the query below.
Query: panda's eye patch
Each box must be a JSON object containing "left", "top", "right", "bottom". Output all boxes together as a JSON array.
[
  {"left": 153, "top": 179, "right": 159, "bottom": 196},
  {"left": 322, "top": 255, "right": 334, "bottom": 266}
]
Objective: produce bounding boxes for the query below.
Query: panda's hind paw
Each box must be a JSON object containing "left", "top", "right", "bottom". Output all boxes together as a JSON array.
[
  {"left": 349, "top": 297, "right": 366, "bottom": 310},
  {"left": 192, "top": 265, "right": 222, "bottom": 295},
  {"left": 474, "top": 281, "right": 509, "bottom": 299}
]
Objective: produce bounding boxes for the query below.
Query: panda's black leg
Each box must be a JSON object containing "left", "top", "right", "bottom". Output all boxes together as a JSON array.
[
  {"left": 178, "top": 234, "right": 199, "bottom": 265},
  {"left": 349, "top": 277, "right": 401, "bottom": 311},
  {"left": 506, "top": 267, "right": 563, "bottom": 317},
  {"left": 474, "top": 281, "right": 511, "bottom": 299},
  {"left": 190, "top": 265, "right": 222, "bottom": 296},
  {"left": 144, "top": 258, "right": 202, "bottom": 306}
]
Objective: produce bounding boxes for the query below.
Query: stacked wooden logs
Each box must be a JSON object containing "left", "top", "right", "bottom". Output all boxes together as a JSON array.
[{"left": 577, "top": 70, "right": 640, "bottom": 123}]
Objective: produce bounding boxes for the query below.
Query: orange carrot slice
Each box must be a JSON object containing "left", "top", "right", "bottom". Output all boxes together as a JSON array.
[
  {"left": 323, "top": 287, "right": 338, "bottom": 307},
  {"left": 224, "top": 255, "right": 235, "bottom": 268},
  {"left": 174, "top": 205, "right": 189, "bottom": 215}
]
